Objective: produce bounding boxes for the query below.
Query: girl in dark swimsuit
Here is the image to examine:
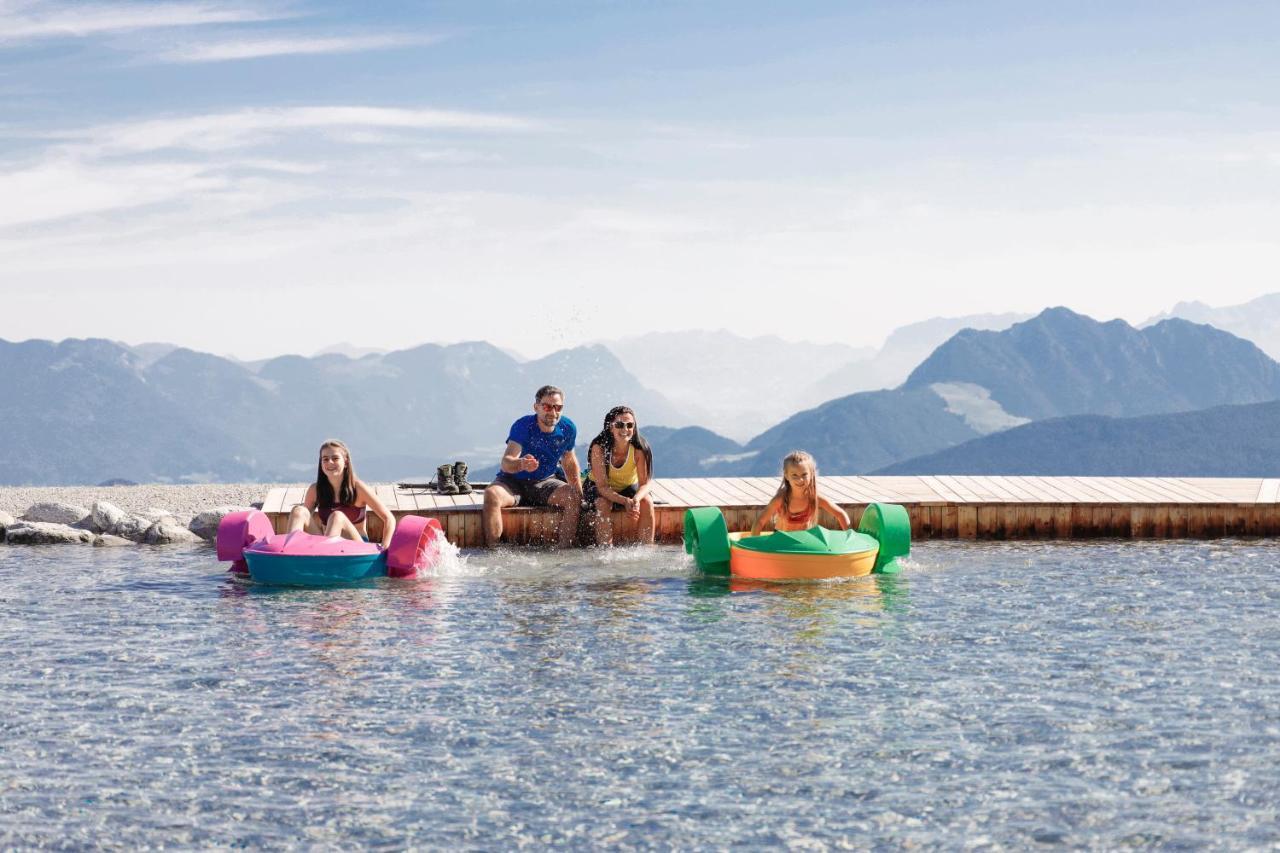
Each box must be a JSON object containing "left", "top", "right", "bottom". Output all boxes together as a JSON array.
[
  {"left": 750, "top": 450, "right": 850, "bottom": 535},
  {"left": 285, "top": 439, "right": 396, "bottom": 548}
]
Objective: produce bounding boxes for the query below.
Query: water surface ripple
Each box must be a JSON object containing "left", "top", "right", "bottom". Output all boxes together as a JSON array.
[{"left": 2, "top": 540, "right": 1279, "bottom": 848}]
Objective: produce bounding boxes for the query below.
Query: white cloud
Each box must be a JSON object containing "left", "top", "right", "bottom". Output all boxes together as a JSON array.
[
  {"left": 0, "top": 101, "right": 539, "bottom": 231},
  {"left": 0, "top": 1, "right": 282, "bottom": 42},
  {"left": 155, "top": 32, "right": 437, "bottom": 63},
  {"left": 54, "top": 105, "right": 541, "bottom": 156},
  {"left": 0, "top": 157, "right": 225, "bottom": 227}
]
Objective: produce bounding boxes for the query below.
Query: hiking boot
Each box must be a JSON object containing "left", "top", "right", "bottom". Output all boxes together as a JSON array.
[
  {"left": 436, "top": 463, "right": 459, "bottom": 495},
  {"left": 453, "top": 461, "right": 473, "bottom": 494}
]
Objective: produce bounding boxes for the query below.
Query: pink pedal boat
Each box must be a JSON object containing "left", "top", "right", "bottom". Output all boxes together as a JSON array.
[{"left": 216, "top": 510, "right": 446, "bottom": 585}]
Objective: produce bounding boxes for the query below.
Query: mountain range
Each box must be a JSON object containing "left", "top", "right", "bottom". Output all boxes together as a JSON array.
[
  {"left": 6, "top": 299, "right": 1280, "bottom": 485},
  {"left": 668, "top": 307, "right": 1280, "bottom": 478},
  {"left": 606, "top": 314, "right": 1026, "bottom": 440},
  {"left": 0, "top": 338, "right": 690, "bottom": 485},
  {"left": 876, "top": 400, "right": 1280, "bottom": 477},
  {"left": 1145, "top": 293, "right": 1280, "bottom": 362}
]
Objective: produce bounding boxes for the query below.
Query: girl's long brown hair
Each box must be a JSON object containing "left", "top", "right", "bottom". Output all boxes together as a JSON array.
[{"left": 315, "top": 439, "right": 357, "bottom": 509}]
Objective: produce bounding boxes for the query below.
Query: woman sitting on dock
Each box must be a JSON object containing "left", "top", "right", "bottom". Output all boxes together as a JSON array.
[
  {"left": 584, "top": 406, "right": 655, "bottom": 546},
  {"left": 287, "top": 439, "right": 396, "bottom": 549}
]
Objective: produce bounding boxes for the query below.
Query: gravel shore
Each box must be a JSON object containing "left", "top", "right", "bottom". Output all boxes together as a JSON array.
[{"left": 0, "top": 483, "right": 306, "bottom": 519}]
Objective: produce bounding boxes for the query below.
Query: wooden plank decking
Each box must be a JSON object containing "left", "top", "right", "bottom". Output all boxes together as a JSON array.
[{"left": 261, "top": 475, "right": 1280, "bottom": 547}]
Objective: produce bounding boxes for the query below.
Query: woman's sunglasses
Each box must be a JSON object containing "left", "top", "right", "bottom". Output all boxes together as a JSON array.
[{"left": 612, "top": 421, "right": 636, "bottom": 430}]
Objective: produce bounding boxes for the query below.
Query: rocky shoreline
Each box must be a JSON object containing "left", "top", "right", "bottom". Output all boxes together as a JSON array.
[{"left": 0, "top": 483, "right": 301, "bottom": 547}]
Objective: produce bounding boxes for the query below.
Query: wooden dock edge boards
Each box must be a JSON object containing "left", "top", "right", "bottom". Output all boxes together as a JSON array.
[{"left": 262, "top": 501, "right": 1280, "bottom": 547}]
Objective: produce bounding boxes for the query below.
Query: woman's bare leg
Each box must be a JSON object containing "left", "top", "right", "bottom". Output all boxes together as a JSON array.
[
  {"left": 593, "top": 497, "right": 614, "bottom": 546},
  {"left": 638, "top": 496, "right": 655, "bottom": 545}
]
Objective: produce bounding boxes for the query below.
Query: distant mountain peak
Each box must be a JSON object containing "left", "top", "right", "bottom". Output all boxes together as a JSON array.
[{"left": 904, "top": 307, "right": 1280, "bottom": 422}]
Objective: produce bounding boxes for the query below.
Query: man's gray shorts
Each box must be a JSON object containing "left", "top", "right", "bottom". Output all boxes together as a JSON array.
[{"left": 490, "top": 472, "right": 566, "bottom": 507}]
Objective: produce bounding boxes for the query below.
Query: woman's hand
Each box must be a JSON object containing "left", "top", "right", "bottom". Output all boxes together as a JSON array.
[{"left": 625, "top": 497, "right": 640, "bottom": 519}]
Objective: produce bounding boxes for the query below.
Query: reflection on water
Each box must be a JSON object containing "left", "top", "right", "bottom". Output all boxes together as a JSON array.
[{"left": 3, "top": 540, "right": 1280, "bottom": 847}]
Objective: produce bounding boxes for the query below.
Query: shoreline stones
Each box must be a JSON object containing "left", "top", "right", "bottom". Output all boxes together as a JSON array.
[
  {"left": 5, "top": 521, "right": 96, "bottom": 545},
  {"left": 91, "top": 500, "right": 127, "bottom": 533},
  {"left": 22, "top": 501, "right": 91, "bottom": 527},
  {"left": 143, "top": 519, "right": 201, "bottom": 545},
  {"left": 190, "top": 507, "right": 252, "bottom": 541},
  {"left": 2, "top": 499, "right": 255, "bottom": 548}
]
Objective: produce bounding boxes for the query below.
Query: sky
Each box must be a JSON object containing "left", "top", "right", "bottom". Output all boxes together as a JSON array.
[{"left": 1, "top": 0, "right": 1278, "bottom": 360}]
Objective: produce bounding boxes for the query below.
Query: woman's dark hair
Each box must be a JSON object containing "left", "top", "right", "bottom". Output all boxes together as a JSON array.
[
  {"left": 315, "top": 439, "right": 357, "bottom": 509},
  {"left": 588, "top": 405, "right": 653, "bottom": 475}
]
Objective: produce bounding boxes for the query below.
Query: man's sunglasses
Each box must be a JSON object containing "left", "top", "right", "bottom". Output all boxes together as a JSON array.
[
  {"left": 540, "top": 403, "right": 564, "bottom": 412},
  {"left": 612, "top": 421, "right": 636, "bottom": 430}
]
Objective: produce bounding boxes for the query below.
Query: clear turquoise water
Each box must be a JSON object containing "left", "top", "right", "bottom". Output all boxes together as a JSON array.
[{"left": 2, "top": 540, "right": 1279, "bottom": 848}]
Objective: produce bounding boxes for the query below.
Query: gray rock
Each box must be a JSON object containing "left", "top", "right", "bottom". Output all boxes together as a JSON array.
[
  {"left": 0, "top": 510, "right": 14, "bottom": 541},
  {"left": 5, "top": 521, "right": 95, "bottom": 545},
  {"left": 112, "top": 515, "right": 153, "bottom": 542},
  {"left": 144, "top": 519, "right": 201, "bottom": 545},
  {"left": 91, "top": 500, "right": 127, "bottom": 533},
  {"left": 93, "top": 534, "right": 134, "bottom": 547},
  {"left": 189, "top": 506, "right": 251, "bottom": 542},
  {"left": 139, "top": 507, "right": 175, "bottom": 523},
  {"left": 22, "top": 501, "right": 91, "bottom": 526}
]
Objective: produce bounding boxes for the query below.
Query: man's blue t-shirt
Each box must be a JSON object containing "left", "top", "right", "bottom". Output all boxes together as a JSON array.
[{"left": 506, "top": 415, "right": 576, "bottom": 481}]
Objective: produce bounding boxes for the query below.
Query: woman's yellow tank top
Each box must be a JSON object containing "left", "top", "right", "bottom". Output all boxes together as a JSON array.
[{"left": 591, "top": 443, "right": 639, "bottom": 491}]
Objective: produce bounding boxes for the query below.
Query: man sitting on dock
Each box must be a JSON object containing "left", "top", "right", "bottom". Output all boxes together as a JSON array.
[{"left": 483, "top": 385, "right": 583, "bottom": 547}]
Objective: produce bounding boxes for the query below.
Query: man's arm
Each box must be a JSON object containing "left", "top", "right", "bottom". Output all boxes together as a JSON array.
[
  {"left": 500, "top": 440, "right": 537, "bottom": 474},
  {"left": 561, "top": 450, "right": 582, "bottom": 495}
]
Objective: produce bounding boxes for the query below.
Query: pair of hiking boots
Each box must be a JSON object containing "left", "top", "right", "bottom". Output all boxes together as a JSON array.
[{"left": 436, "top": 461, "right": 472, "bottom": 495}]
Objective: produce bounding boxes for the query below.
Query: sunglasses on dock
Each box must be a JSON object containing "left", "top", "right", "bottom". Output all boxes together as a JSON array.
[{"left": 612, "top": 421, "right": 636, "bottom": 430}]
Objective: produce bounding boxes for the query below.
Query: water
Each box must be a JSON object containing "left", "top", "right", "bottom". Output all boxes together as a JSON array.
[{"left": 2, "top": 540, "right": 1280, "bottom": 848}]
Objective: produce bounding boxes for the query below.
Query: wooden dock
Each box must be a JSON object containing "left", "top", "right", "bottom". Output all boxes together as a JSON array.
[{"left": 261, "top": 475, "right": 1280, "bottom": 547}]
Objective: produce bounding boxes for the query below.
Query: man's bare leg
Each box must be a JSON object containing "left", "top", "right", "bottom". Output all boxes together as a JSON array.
[
  {"left": 483, "top": 483, "right": 516, "bottom": 546},
  {"left": 548, "top": 484, "right": 582, "bottom": 549}
]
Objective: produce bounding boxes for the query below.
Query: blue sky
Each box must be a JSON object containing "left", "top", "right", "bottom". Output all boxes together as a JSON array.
[{"left": 2, "top": 0, "right": 1278, "bottom": 358}]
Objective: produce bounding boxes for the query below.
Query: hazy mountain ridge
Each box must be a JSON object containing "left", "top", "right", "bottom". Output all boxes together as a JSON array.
[
  {"left": 10, "top": 304, "right": 1280, "bottom": 484},
  {"left": 605, "top": 317, "right": 1028, "bottom": 440},
  {"left": 876, "top": 400, "right": 1280, "bottom": 477},
  {"left": 1145, "top": 293, "right": 1280, "bottom": 361},
  {"left": 1, "top": 338, "right": 692, "bottom": 485},
  {"left": 671, "top": 307, "right": 1280, "bottom": 477},
  {"left": 0, "top": 339, "right": 260, "bottom": 485},
  {"left": 802, "top": 312, "right": 1029, "bottom": 407},
  {"left": 903, "top": 308, "right": 1280, "bottom": 419},
  {"left": 604, "top": 330, "right": 873, "bottom": 440}
]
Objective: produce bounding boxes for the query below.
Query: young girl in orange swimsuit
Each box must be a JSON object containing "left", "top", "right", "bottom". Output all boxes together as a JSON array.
[
  {"left": 286, "top": 439, "right": 395, "bottom": 548},
  {"left": 750, "top": 450, "right": 850, "bottom": 535}
]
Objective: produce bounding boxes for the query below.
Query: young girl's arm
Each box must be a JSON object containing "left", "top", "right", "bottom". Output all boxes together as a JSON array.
[
  {"left": 300, "top": 483, "right": 317, "bottom": 510},
  {"left": 357, "top": 480, "right": 396, "bottom": 549},
  {"left": 818, "top": 494, "right": 850, "bottom": 530},
  {"left": 751, "top": 496, "right": 781, "bottom": 536}
]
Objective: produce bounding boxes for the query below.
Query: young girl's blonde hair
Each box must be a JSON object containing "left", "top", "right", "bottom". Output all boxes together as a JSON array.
[{"left": 776, "top": 450, "right": 819, "bottom": 524}]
